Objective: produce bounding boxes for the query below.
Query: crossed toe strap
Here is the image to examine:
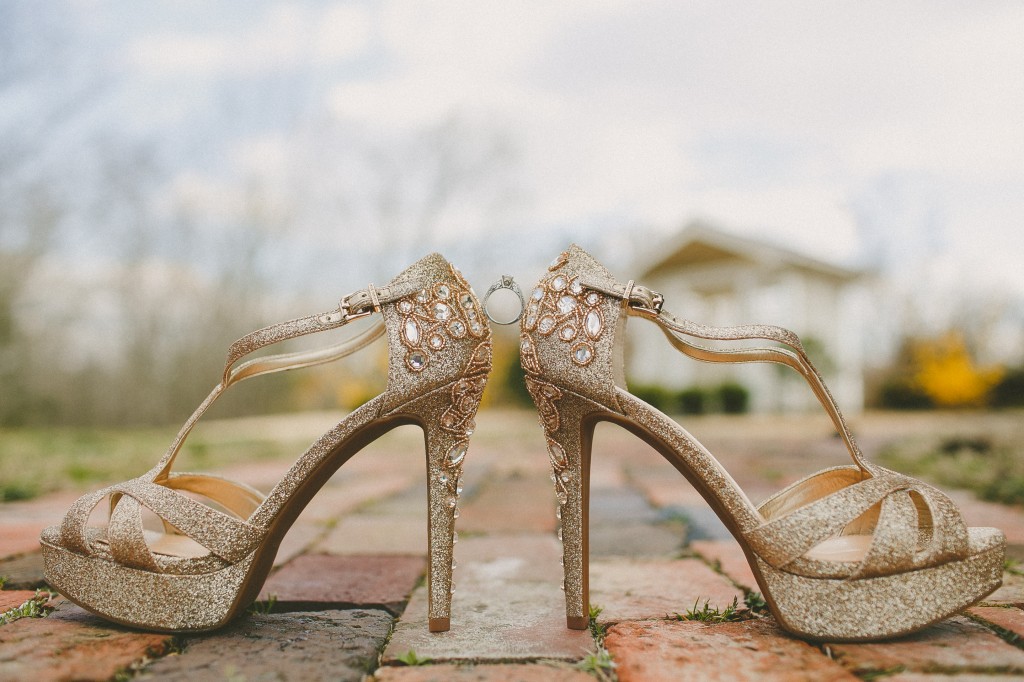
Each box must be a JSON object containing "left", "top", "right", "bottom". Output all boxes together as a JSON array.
[
  {"left": 749, "top": 465, "right": 970, "bottom": 578},
  {"left": 59, "top": 473, "right": 266, "bottom": 573}
]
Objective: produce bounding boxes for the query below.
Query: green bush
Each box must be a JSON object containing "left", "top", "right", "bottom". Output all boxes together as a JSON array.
[
  {"left": 633, "top": 383, "right": 750, "bottom": 415},
  {"left": 631, "top": 384, "right": 676, "bottom": 413},
  {"left": 992, "top": 367, "right": 1024, "bottom": 407},
  {"left": 677, "top": 387, "right": 707, "bottom": 414},
  {"left": 717, "top": 382, "right": 749, "bottom": 414},
  {"left": 879, "top": 379, "right": 933, "bottom": 410}
]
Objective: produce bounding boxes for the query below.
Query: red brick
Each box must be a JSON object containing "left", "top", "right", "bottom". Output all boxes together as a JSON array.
[
  {"left": 0, "top": 552, "right": 44, "bottom": 590},
  {"left": 0, "top": 523, "right": 44, "bottom": 560},
  {"left": 968, "top": 605, "right": 1024, "bottom": 639},
  {"left": 0, "top": 600, "right": 172, "bottom": 681},
  {"left": 298, "top": 473, "right": 416, "bottom": 523},
  {"left": 985, "top": 569, "right": 1024, "bottom": 605},
  {"left": 828, "top": 616, "right": 1024, "bottom": 675},
  {"left": 690, "top": 539, "right": 758, "bottom": 590},
  {"left": 605, "top": 618, "right": 857, "bottom": 681},
  {"left": 590, "top": 558, "right": 745, "bottom": 622},
  {"left": 317, "top": 515, "right": 426, "bottom": 555},
  {"left": 457, "top": 472, "right": 557, "bottom": 534},
  {"left": 138, "top": 609, "right": 392, "bottom": 681},
  {"left": 271, "top": 520, "right": 326, "bottom": 567},
  {"left": 374, "top": 663, "right": 594, "bottom": 681},
  {"left": 0, "top": 590, "right": 39, "bottom": 612},
  {"left": 885, "top": 674, "right": 1014, "bottom": 682},
  {"left": 260, "top": 554, "right": 424, "bottom": 615},
  {"left": 947, "top": 491, "right": 1024, "bottom": 544},
  {"left": 384, "top": 535, "right": 594, "bottom": 662}
]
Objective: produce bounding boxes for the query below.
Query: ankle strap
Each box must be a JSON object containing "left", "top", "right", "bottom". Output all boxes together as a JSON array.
[
  {"left": 222, "top": 283, "right": 417, "bottom": 385},
  {"left": 595, "top": 281, "right": 866, "bottom": 468},
  {"left": 153, "top": 285, "right": 398, "bottom": 481}
]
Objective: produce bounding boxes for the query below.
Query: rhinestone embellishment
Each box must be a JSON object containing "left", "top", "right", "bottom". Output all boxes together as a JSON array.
[
  {"left": 397, "top": 265, "right": 487, "bottom": 372},
  {"left": 521, "top": 266, "right": 605, "bottom": 367}
]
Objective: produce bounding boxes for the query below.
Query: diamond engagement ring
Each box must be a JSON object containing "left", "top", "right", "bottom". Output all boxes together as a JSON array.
[{"left": 482, "top": 275, "right": 525, "bottom": 325}]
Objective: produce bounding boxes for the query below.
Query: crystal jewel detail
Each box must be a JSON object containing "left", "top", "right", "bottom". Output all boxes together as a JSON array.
[
  {"left": 585, "top": 310, "right": 602, "bottom": 339},
  {"left": 407, "top": 350, "right": 427, "bottom": 370},
  {"left": 549, "top": 441, "right": 567, "bottom": 467},
  {"left": 552, "top": 275, "right": 567, "bottom": 291},
  {"left": 433, "top": 302, "right": 452, "bottom": 321},
  {"left": 569, "top": 279, "right": 583, "bottom": 295},
  {"left": 538, "top": 315, "right": 556, "bottom": 334},
  {"left": 571, "top": 342, "right": 594, "bottom": 365},
  {"left": 435, "top": 284, "right": 451, "bottom": 299},
  {"left": 559, "top": 325, "right": 577, "bottom": 341},
  {"left": 448, "top": 443, "right": 468, "bottom": 466},
  {"left": 404, "top": 318, "right": 420, "bottom": 345},
  {"left": 429, "top": 334, "right": 445, "bottom": 349},
  {"left": 449, "top": 320, "right": 466, "bottom": 337},
  {"left": 557, "top": 295, "right": 577, "bottom": 314}
]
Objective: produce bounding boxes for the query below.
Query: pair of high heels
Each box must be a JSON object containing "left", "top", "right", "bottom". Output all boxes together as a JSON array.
[{"left": 40, "top": 246, "right": 1004, "bottom": 642}]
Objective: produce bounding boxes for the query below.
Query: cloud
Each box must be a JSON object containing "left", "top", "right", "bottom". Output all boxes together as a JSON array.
[
  {"left": 100, "top": 1, "right": 1024, "bottom": 297},
  {"left": 127, "top": 2, "right": 372, "bottom": 77}
]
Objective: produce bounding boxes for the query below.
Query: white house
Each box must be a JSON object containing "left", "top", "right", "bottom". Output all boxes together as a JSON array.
[{"left": 625, "top": 222, "right": 867, "bottom": 413}]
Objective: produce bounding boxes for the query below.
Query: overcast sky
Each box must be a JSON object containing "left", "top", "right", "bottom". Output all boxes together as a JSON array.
[{"left": 6, "top": 1, "right": 1024, "bottom": 298}]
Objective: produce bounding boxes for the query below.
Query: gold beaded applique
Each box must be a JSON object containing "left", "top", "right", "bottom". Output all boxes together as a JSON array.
[
  {"left": 398, "top": 266, "right": 487, "bottom": 372},
  {"left": 522, "top": 252, "right": 605, "bottom": 367},
  {"left": 431, "top": 339, "right": 491, "bottom": 550},
  {"left": 524, "top": 374, "right": 562, "bottom": 434}
]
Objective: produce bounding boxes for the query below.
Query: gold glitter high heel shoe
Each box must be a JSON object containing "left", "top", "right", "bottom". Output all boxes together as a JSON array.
[
  {"left": 520, "top": 245, "right": 1004, "bottom": 641},
  {"left": 41, "top": 254, "right": 491, "bottom": 633}
]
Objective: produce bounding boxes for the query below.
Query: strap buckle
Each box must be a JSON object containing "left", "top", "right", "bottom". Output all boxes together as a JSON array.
[
  {"left": 339, "top": 287, "right": 379, "bottom": 321},
  {"left": 627, "top": 284, "right": 664, "bottom": 314}
]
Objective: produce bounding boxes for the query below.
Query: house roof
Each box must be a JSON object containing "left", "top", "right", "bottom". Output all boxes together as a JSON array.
[{"left": 636, "top": 220, "right": 863, "bottom": 282}]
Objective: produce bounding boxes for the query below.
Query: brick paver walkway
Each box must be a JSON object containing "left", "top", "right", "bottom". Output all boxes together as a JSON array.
[{"left": 2, "top": 409, "right": 1023, "bottom": 680}]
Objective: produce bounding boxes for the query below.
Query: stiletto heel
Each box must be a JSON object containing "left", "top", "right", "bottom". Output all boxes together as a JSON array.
[
  {"left": 529, "top": 384, "right": 596, "bottom": 630},
  {"left": 41, "top": 254, "right": 491, "bottom": 632},
  {"left": 399, "top": 358, "right": 488, "bottom": 632},
  {"left": 522, "top": 245, "right": 1004, "bottom": 642}
]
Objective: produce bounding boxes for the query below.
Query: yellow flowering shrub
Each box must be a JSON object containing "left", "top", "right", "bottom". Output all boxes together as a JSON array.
[{"left": 912, "top": 332, "right": 1003, "bottom": 407}]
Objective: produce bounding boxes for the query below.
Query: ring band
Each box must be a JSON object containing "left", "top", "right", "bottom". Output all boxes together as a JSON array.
[{"left": 483, "top": 275, "right": 525, "bottom": 325}]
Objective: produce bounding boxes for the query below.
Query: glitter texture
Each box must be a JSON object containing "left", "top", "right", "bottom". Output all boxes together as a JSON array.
[
  {"left": 41, "top": 252, "right": 491, "bottom": 633},
  {"left": 521, "top": 244, "right": 1005, "bottom": 640}
]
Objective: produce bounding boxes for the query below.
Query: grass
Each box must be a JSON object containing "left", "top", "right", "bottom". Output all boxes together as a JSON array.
[
  {"left": 248, "top": 595, "right": 277, "bottom": 615},
  {"left": 676, "top": 597, "right": 740, "bottom": 623},
  {"left": 674, "top": 594, "right": 768, "bottom": 623},
  {"left": 878, "top": 433, "right": 1024, "bottom": 506},
  {"left": 0, "top": 589, "right": 57, "bottom": 626},
  {"left": 577, "top": 604, "right": 617, "bottom": 680},
  {"left": 0, "top": 422, "right": 317, "bottom": 502},
  {"left": 396, "top": 650, "right": 431, "bottom": 666},
  {"left": 578, "top": 649, "right": 617, "bottom": 679}
]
